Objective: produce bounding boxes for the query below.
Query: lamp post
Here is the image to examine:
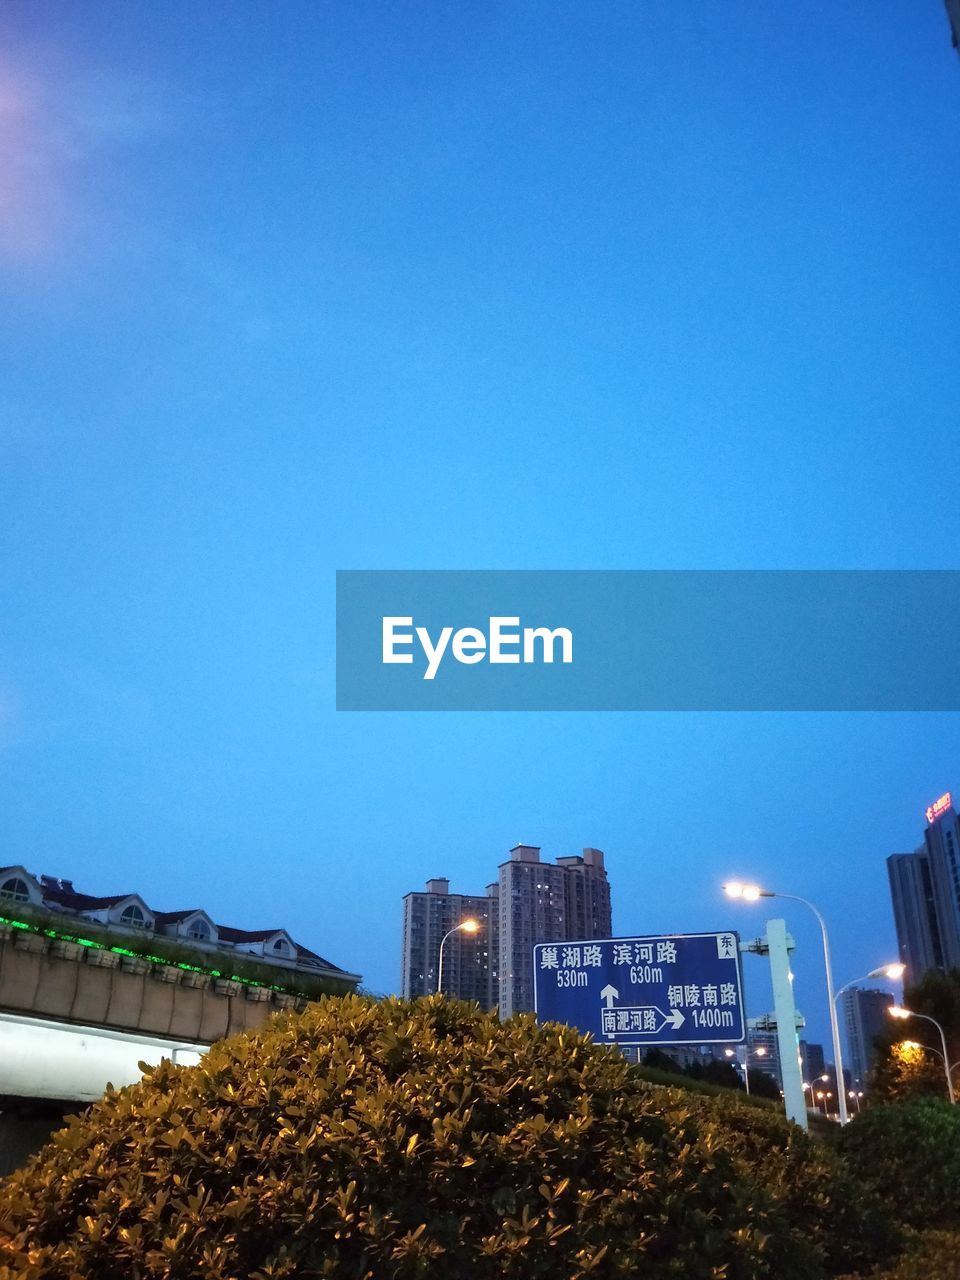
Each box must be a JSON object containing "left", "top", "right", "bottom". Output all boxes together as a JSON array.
[
  {"left": 724, "top": 882, "right": 849, "bottom": 1125},
  {"left": 803, "top": 1073, "right": 829, "bottom": 1111},
  {"left": 726, "top": 1042, "right": 766, "bottom": 1094},
  {"left": 436, "top": 919, "right": 479, "bottom": 995},
  {"left": 747, "top": 1044, "right": 768, "bottom": 1093},
  {"left": 847, "top": 1090, "right": 863, "bottom": 1114},
  {"left": 833, "top": 963, "right": 905, "bottom": 1007},
  {"left": 889, "top": 1006, "right": 955, "bottom": 1104},
  {"left": 899, "top": 1039, "right": 960, "bottom": 1079}
]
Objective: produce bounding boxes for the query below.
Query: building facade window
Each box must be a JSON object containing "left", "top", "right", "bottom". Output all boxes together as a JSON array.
[
  {"left": 120, "top": 904, "right": 148, "bottom": 928},
  {"left": 0, "top": 877, "right": 29, "bottom": 903}
]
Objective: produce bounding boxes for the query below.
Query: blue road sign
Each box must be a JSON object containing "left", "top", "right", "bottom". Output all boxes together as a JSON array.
[{"left": 533, "top": 932, "right": 746, "bottom": 1047}]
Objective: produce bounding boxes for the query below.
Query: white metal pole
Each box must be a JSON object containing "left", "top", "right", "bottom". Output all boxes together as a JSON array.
[
  {"left": 910, "top": 1011, "right": 956, "bottom": 1104},
  {"left": 766, "top": 917, "right": 808, "bottom": 1131},
  {"left": 776, "top": 894, "right": 848, "bottom": 1125},
  {"left": 436, "top": 926, "right": 458, "bottom": 995}
]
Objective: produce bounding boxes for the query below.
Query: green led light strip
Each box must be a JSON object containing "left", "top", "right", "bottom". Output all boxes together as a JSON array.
[{"left": 0, "top": 913, "right": 327, "bottom": 999}]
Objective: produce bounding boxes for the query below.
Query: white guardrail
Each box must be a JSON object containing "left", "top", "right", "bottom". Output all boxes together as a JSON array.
[{"left": 0, "top": 1011, "right": 207, "bottom": 1102}]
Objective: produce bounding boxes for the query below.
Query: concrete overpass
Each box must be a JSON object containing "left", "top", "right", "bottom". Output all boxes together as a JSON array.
[{"left": 0, "top": 926, "right": 309, "bottom": 1172}]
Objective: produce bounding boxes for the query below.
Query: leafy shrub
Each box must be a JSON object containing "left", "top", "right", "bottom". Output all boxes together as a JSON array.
[
  {"left": 665, "top": 1093, "right": 900, "bottom": 1277},
  {"left": 0, "top": 996, "right": 896, "bottom": 1279},
  {"left": 838, "top": 1097, "right": 960, "bottom": 1230},
  {"left": 838, "top": 1231, "right": 960, "bottom": 1280}
]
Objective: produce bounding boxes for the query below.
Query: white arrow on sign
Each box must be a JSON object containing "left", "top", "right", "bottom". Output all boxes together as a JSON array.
[{"left": 599, "top": 1000, "right": 686, "bottom": 1037}]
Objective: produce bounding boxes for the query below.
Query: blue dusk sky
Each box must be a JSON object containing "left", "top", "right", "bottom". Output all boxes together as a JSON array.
[{"left": 2, "top": 2, "right": 959, "bottom": 1050}]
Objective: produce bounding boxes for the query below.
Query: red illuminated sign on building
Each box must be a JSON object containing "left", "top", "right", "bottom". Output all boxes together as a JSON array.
[{"left": 925, "top": 792, "right": 953, "bottom": 824}]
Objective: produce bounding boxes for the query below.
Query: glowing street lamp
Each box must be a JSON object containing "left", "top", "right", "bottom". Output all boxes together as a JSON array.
[
  {"left": 436, "top": 919, "right": 479, "bottom": 995},
  {"left": 723, "top": 881, "right": 849, "bottom": 1124},
  {"left": 724, "top": 1042, "right": 766, "bottom": 1094},
  {"left": 834, "top": 963, "right": 905, "bottom": 1007},
  {"left": 889, "top": 1006, "right": 955, "bottom": 1104},
  {"left": 803, "top": 1073, "right": 830, "bottom": 1110},
  {"left": 899, "top": 1039, "right": 960, "bottom": 1081}
]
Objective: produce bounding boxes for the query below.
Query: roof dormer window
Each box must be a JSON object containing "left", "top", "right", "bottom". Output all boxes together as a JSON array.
[
  {"left": 272, "top": 937, "right": 289, "bottom": 955},
  {"left": 0, "top": 877, "right": 29, "bottom": 903},
  {"left": 120, "top": 904, "right": 148, "bottom": 928},
  {"left": 187, "top": 918, "right": 210, "bottom": 940}
]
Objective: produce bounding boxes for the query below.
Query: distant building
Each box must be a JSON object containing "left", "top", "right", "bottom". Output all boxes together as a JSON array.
[
  {"left": 800, "top": 1040, "right": 826, "bottom": 1081},
  {"left": 0, "top": 866, "right": 359, "bottom": 987},
  {"left": 888, "top": 851, "right": 945, "bottom": 976},
  {"left": 400, "top": 878, "right": 497, "bottom": 1006},
  {"left": 887, "top": 790, "right": 960, "bottom": 979},
  {"left": 842, "top": 987, "right": 894, "bottom": 1087},
  {"left": 919, "top": 794, "right": 960, "bottom": 967},
  {"left": 498, "top": 845, "right": 611, "bottom": 1018},
  {"left": 400, "top": 845, "right": 612, "bottom": 1018},
  {"left": 746, "top": 1028, "right": 781, "bottom": 1085}
]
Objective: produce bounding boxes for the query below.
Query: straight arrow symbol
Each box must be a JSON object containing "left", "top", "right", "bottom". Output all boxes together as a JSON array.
[{"left": 600, "top": 984, "right": 618, "bottom": 1008}]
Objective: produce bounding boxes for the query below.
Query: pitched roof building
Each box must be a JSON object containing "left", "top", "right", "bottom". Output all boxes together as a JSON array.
[{"left": 0, "top": 865, "right": 360, "bottom": 987}]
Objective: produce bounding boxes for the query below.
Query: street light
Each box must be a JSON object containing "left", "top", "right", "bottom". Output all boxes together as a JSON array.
[
  {"left": 899, "top": 1040, "right": 960, "bottom": 1080},
  {"left": 803, "top": 1073, "right": 829, "bottom": 1110},
  {"left": 847, "top": 1089, "right": 864, "bottom": 1114},
  {"left": 833, "top": 963, "right": 905, "bottom": 1006},
  {"left": 724, "top": 881, "right": 849, "bottom": 1124},
  {"left": 436, "top": 919, "right": 479, "bottom": 995},
  {"left": 889, "top": 1006, "right": 956, "bottom": 1103},
  {"left": 724, "top": 1042, "right": 766, "bottom": 1094}
]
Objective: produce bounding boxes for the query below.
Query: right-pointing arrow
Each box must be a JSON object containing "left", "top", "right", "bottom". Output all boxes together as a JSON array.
[{"left": 666, "top": 1009, "right": 685, "bottom": 1030}]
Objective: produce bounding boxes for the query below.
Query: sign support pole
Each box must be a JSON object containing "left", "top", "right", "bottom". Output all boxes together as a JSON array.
[{"left": 766, "top": 917, "right": 807, "bottom": 1131}]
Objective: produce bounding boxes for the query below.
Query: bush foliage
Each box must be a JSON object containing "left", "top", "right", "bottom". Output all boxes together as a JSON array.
[
  {"left": 838, "top": 1097, "right": 960, "bottom": 1230},
  {"left": 839, "top": 1231, "right": 960, "bottom": 1280},
  {"left": 0, "top": 996, "right": 897, "bottom": 1280}
]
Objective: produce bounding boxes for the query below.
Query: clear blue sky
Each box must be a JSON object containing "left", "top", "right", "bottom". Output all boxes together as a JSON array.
[{"left": 2, "top": 2, "right": 959, "bottom": 1050}]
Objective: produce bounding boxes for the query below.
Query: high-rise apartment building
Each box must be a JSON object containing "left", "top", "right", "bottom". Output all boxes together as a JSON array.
[
  {"left": 887, "top": 790, "right": 960, "bottom": 979},
  {"left": 920, "top": 794, "right": 960, "bottom": 967},
  {"left": 887, "top": 852, "right": 945, "bottom": 976},
  {"left": 841, "top": 987, "right": 894, "bottom": 1088},
  {"left": 400, "top": 878, "right": 498, "bottom": 1007},
  {"left": 497, "top": 845, "right": 611, "bottom": 1018},
  {"left": 401, "top": 844, "right": 612, "bottom": 1017}
]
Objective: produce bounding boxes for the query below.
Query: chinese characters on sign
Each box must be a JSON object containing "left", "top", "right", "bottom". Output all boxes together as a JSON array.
[
  {"left": 925, "top": 791, "right": 952, "bottom": 824},
  {"left": 533, "top": 932, "right": 746, "bottom": 1047}
]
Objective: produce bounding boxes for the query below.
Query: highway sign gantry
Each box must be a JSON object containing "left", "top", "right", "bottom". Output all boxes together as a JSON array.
[{"left": 533, "top": 932, "right": 746, "bottom": 1048}]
